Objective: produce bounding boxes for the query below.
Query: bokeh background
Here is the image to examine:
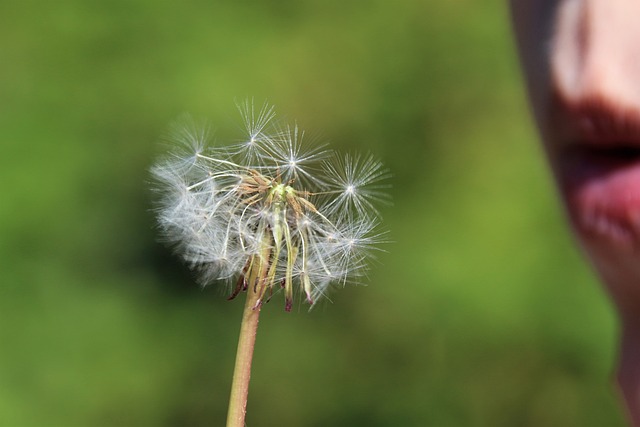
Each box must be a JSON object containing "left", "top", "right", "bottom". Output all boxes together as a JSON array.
[{"left": 0, "top": 1, "right": 627, "bottom": 426}]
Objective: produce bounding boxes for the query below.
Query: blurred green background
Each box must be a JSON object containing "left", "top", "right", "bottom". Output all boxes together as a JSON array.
[{"left": 0, "top": 1, "right": 626, "bottom": 426}]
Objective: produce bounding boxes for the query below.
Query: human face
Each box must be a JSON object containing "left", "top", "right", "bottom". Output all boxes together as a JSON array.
[{"left": 511, "top": 0, "right": 640, "bottom": 316}]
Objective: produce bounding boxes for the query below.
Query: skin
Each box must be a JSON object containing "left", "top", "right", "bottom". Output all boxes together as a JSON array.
[{"left": 510, "top": 1, "right": 640, "bottom": 424}]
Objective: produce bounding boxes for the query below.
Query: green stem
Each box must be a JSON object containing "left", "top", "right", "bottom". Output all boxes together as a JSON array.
[{"left": 226, "top": 286, "right": 262, "bottom": 427}]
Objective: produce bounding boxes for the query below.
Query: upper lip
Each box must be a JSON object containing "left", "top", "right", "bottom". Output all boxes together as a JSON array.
[
  {"left": 556, "top": 96, "right": 640, "bottom": 149},
  {"left": 551, "top": 95, "right": 640, "bottom": 174}
]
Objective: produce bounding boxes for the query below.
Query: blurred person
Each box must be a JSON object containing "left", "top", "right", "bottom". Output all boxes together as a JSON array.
[{"left": 510, "top": 1, "right": 640, "bottom": 424}]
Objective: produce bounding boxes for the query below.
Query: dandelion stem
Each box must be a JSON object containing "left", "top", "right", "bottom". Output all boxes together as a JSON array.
[{"left": 226, "top": 285, "right": 262, "bottom": 427}]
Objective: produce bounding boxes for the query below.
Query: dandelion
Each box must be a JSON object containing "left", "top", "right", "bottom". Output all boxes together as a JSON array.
[{"left": 151, "top": 101, "right": 390, "bottom": 427}]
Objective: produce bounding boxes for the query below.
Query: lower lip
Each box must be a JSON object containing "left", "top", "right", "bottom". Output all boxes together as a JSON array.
[{"left": 559, "top": 146, "right": 640, "bottom": 248}]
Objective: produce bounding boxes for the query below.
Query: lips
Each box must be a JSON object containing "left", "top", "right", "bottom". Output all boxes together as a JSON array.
[{"left": 555, "top": 101, "right": 640, "bottom": 250}]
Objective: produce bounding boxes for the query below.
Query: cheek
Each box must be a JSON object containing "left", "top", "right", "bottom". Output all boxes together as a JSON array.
[{"left": 509, "top": 0, "right": 558, "bottom": 136}]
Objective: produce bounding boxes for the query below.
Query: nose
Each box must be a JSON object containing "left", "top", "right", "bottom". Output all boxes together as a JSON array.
[{"left": 552, "top": 0, "right": 640, "bottom": 108}]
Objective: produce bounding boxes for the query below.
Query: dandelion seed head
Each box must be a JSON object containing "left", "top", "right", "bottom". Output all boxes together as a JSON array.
[{"left": 151, "top": 102, "right": 390, "bottom": 310}]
